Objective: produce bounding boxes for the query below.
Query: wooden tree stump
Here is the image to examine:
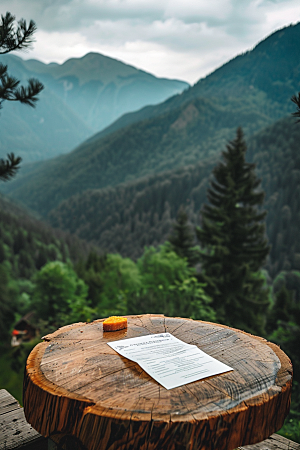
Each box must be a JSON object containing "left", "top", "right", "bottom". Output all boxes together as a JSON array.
[{"left": 23, "top": 315, "right": 293, "bottom": 450}]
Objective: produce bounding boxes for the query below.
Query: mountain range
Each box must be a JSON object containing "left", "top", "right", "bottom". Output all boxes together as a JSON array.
[
  {"left": 0, "top": 52, "right": 188, "bottom": 162},
  {"left": 3, "top": 23, "right": 300, "bottom": 214},
  {"left": 2, "top": 21, "right": 300, "bottom": 280}
]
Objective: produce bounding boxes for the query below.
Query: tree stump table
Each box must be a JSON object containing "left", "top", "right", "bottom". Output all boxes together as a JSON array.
[{"left": 23, "top": 315, "right": 293, "bottom": 450}]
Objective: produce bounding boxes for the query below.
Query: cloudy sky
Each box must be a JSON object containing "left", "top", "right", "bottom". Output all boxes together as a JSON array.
[{"left": 2, "top": 0, "right": 300, "bottom": 84}]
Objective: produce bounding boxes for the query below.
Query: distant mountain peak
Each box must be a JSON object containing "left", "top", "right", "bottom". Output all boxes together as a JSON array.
[{"left": 0, "top": 50, "right": 189, "bottom": 163}]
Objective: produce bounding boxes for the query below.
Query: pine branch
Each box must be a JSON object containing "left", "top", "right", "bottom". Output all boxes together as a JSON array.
[
  {"left": 13, "top": 78, "right": 44, "bottom": 107},
  {"left": 0, "top": 153, "right": 22, "bottom": 181},
  {"left": 0, "top": 12, "right": 43, "bottom": 181},
  {"left": 0, "top": 12, "right": 37, "bottom": 54},
  {"left": 0, "top": 63, "right": 44, "bottom": 108},
  {"left": 0, "top": 63, "right": 20, "bottom": 107},
  {"left": 291, "top": 93, "right": 300, "bottom": 122}
]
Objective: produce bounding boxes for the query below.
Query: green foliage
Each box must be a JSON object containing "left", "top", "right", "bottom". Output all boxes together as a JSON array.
[
  {"left": 279, "top": 417, "right": 300, "bottom": 444},
  {"left": 0, "top": 339, "right": 40, "bottom": 405},
  {"left": 129, "top": 244, "right": 215, "bottom": 321},
  {"left": 0, "top": 263, "right": 16, "bottom": 342},
  {"left": 138, "top": 244, "right": 190, "bottom": 291},
  {"left": 267, "top": 284, "right": 295, "bottom": 332},
  {"left": 97, "top": 253, "right": 141, "bottom": 317},
  {"left": 197, "top": 128, "right": 270, "bottom": 334},
  {"left": 271, "top": 321, "right": 300, "bottom": 369},
  {"left": 75, "top": 251, "right": 107, "bottom": 307},
  {"left": 74, "top": 244, "right": 216, "bottom": 322},
  {"left": 278, "top": 382, "right": 300, "bottom": 443},
  {"left": 31, "top": 261, "right": 93, "bottom": 325},
  {"left": 168, "top": 277, "right": 216, "bottom": 322}
]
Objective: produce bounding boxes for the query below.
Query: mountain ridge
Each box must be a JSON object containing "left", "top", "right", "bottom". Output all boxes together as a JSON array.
[
  {"left": 22, "top": 52, "right": 188, "bottom": 86},
  {"left": 0, "top": 52, "right": 188, "bottom": 163},
  {"left": 95, "top": 22, "right": 300, "bottom": 141},
  {"left": 16, "top": 51, "right": 189, "bottom": 133},
  {"left": 1, "top": 94, "right": 272, "bottom": 216}
]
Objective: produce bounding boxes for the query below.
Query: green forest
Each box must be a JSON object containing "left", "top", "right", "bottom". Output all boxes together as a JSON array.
[
  {"left": 47, "top": 114, "right": 300, "bottom": 280},
  {"left": 0, "top": 127, "right": 299, "bottom": 441}
]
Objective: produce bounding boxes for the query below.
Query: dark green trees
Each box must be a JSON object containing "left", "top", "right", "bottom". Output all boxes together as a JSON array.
[
  {"left": 0, "top": 12, "right": 43, "bottom": 181},
  {"left": 168, "top": 207, "right": 199, "bottom": 266},
  {"left": 197, "top": 128, "right": 270, "bottom": 334}
]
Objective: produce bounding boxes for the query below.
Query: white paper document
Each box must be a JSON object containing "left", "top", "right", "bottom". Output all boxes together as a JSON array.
[{"left": 108, "top": 333, "right": 233, "bottom": 390}]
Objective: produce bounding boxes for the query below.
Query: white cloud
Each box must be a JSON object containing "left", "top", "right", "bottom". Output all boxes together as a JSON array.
[
  {"left": 164, "top": 0, "right": 233, "bottom": 23},
  {"left": 31, "top": 30, "right": 90, "bottom": 62},
  {"left": 2, "top": 0, "right": 300, "bottom": 83}
]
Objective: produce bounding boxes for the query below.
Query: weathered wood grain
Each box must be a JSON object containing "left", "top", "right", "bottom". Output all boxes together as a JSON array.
[
  {"left": 23, "top": 315, "right": 293, "bottom": 450},
  {"left": 0, "top": 389, "right": 47, "bottom": 450},
  {"left": 240, "top": 433, "right": 300, "bottom": 450}
]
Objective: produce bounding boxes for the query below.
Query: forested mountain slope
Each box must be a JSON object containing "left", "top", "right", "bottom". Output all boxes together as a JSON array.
[
  {"left": 3, "top": 22, "right": 300, "bottom": 215},
  {"left": 90, "top": 22, "right": 300, "bottom": 141},
  {"left": 2, "top": 96, "right": 271, "bottom": 216},
  {"left": 0, "top": 53, "right": 188, "bottom": 163},
  {"left": 0, "top": 194, "right": 94, "bottom": 280},
  {"left": 48, "top": 115, "right": 300, "bottom": 278},
  {"left": 48, "top": 158, "right": 216, "bottom": 259}
]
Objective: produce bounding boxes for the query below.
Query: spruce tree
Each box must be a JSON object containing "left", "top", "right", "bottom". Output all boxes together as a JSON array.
[
  {"left": 168, "top": 206, "right": 199, "bottom": 266},
  {"left": 196, "top": 127, "right": 270, "bottom": 334},
  {"left": 0, "top": 12, "right": 44, "bottom": 181}
]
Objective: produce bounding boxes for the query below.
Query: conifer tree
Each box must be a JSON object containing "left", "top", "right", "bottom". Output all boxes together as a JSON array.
[
  {"left": 196, "top": 127, "right": 270, "bottom": 334},
  {"left": 266, "top": 284, "right": 294, "bottom": 333},
  {"left": 168, "top": 206, "right": 199, "bottom": 267},
  {"left": 0, "top": 12, "right": 44, "bottom": 181}
]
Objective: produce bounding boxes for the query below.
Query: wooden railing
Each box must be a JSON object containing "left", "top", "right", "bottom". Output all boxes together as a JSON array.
[
  {"left": 1, "top": 389, "right": 299, "bottom": 450},
  {"left": 0, "top": 389, "right": 47, "bottom": 449}
]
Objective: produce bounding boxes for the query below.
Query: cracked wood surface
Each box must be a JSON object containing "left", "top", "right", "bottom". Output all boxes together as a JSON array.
[{"left": 23, "top": 314, "right": 293, "bottom": 450}]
